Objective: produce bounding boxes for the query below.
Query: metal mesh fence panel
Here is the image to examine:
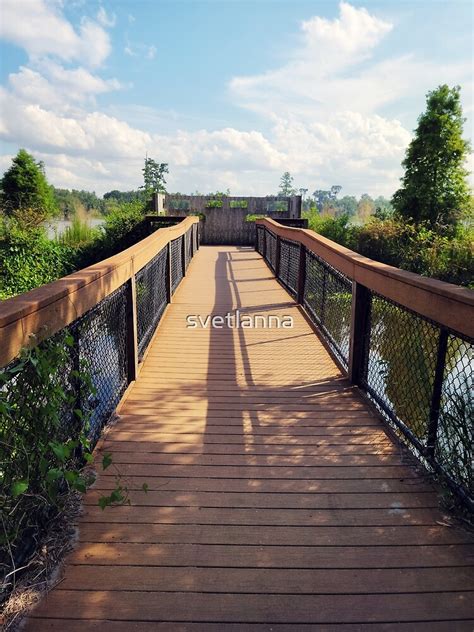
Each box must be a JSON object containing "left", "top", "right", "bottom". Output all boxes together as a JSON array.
[
  {"left": 186, "top": 230, "right": 193, "bottom": 270},
  {"left": 136, "top": 247, "right": 168, "bottom": 360},
  {"left": 436, "top": 334, "right": 473, "bottom": 493},
  {"left": 361, "top": 292, "right": 439, "bottom": 448},
  {"left": 303, "top": 250, "right": 352, "bottom": 368},
  {"left": 256, "top": 225, "right": 264, "bottom": 254},
  {"left": 170, "top": 236, "right": 184, "bottom": 292},
  {"left": 71, "top": 283, "right": 129, "bottom": 442},
  {"left": 264, "top": 229, "right": 277, "bottom": 271},
  {"left": 278, "top": 238, "right": 299, "bottom": 297}
]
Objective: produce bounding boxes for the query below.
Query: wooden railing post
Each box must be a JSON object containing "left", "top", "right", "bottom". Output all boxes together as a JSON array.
[
  {"left": 125, "top": 275, "right": 139, "bottom": 382},
  {"left": 426, "top": 328, "right": 448, "bottom": 460},
  {"left": 297, "top": 242, "right": 306, "bottom": 304},
  {"left": 348, "top": 281, "right": 370, "bottom": 385},
  {"left": 275, "top": 235, "right": 281, "bottom": 278},
  {"left": 166, "top": 241, "right": 172, "bottom": 303}
]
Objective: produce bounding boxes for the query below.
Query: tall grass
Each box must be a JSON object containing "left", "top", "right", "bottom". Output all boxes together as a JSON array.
[{"left": 57, "top": 215, "right": 100, "bottom": 248}]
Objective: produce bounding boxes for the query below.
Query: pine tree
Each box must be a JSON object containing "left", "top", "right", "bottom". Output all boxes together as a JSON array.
[
  {"left": 1, "top": 149, "right": 57, "bottom": 225},
  {"left": 392, "top": 85, "right": 471, "bottom": 229},
  {"left": 278, "top": 172, "right": 296, "bottom": 196}
]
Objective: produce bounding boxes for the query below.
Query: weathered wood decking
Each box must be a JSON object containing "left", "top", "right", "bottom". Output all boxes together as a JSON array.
[{"left": 28, "top": 246, "right": 474, "bottom": 630}]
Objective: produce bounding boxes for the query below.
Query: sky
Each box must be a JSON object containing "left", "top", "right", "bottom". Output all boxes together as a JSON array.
[{"left": 0, "top": 0, "right": 472, "bottom": 198}]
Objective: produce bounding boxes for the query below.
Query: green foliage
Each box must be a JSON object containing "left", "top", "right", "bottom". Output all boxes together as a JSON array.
[
  {"left": 0, "top": 149, "right": 58, "bottom": 226},
  {"left": 304, "top": 211, "right": 474, "bottom": 287},
  {"left": 304, "top": 210, "right": 354, "bottom": 245},
  {"left": 141, "top": 157, "right": 168, "bottom": 194},
  {"left": 0, "top": 223, "right": 76, "bottom": 299},
  {"left": 103, "top": 189, "right": 143, "bottom": 204},
  {"left": 278, "top": 172, "right": 296, "bottom": 196},
  {"left": 53, "top": 188, "right": 105, "bottom": 218},
  {"left": 392, "top": 85, "right": 471, "bottom": 230},
  {"left": 0, "top": 334, "right": 133, "bottom": 586},
  {"left": 57, "top": 216, "right": 101, "bottom": 248},
  {"left": 0, "top": 334, "right": 95, "bottom": 571},
  {"left": 205, "top": 199, "right": 224, "bottom": 208},
  {"left": 245, "top": 214, "right": 265, "bottom": 222},
  {"left": 230, "top": 200, "right": 248, "bottom": 208}
]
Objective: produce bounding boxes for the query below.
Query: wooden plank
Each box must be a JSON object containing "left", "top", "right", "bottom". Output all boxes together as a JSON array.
[
  {"left": 80, "top": 505, "right": 445, "bottom": 526},
  {"left": 76, "top": 524, "right": 470, "bottom": 547},
  {"left": 90, "top": 475, "right": 431, "bottom": 494},
  {"left": 28, "top": 591, "right": 474, "bottom": 623},
  {"left": 83, "top": 489, "right": 438, "bottom": 510},
  {"left": 24, "top": 620, "right": 474, "bottom": 632},
  {"left": 92, "top": 463, "right": 422, "bottom": 479}
]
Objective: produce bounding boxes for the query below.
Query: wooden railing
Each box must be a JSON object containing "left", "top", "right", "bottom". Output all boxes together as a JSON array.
[
  {"left": 0, "top": 216, "right": 200, "bottom": 370},
  {"left": 256, "top": 218, "right": 474, "bottom": 509}
]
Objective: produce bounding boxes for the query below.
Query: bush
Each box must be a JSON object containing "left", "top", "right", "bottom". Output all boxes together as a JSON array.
[
  {"left": 0, "top": 334, "right": 95, "bottom": 575},
  {"left": 304, "top": 211, "right": 473, "bottom": 287},
  {"left": 0, "top": 223, "right": 76, "bottom": 299}
]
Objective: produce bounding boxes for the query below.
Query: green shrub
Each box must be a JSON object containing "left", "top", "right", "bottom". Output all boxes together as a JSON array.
[
  {"left": 230, "top": 200, "right": 248, "bottom": 209},
  {"left": 205, "top": 199, "right": 223, "bottom": 208},
  {"left": 303, "top": 211, "right": 473, "bottom": 287},
  {"left": 0, "top": 224, "right": 76, "bottom": 299},
  {"left": 0, "top": 334, "right": 95, "bottom": 574}
]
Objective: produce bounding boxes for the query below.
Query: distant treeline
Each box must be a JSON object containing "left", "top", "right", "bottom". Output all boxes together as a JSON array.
[{"left": 53, "top": 188, "right": 146, "bottom": 218}]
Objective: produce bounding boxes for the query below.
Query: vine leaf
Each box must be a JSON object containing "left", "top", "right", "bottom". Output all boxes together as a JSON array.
[{"left": 11, "top": 480, "right": 28, "bottom": 497}]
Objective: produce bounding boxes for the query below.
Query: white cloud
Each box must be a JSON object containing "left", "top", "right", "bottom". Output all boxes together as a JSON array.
[
  {"left": 146, "top": 45, "right": 157, "bottom": 60},
  {"left": 0, "top": 0, "right": 111, "bottom": 67},
  {"left": 0, "top": 1, "right": 472, "bottom": 197},
  {"left": 96, "top": 6, "right": 116, "bottom": 28},
  {"left": 8, "top": 62, "right": 121, "bottom": 112}
]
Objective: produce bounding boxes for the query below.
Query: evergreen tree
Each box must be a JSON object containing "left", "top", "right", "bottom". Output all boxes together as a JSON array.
[
  {"left": 278, "top": 172, "right": 296, "bottom": 196},
  {"left": 1, "top": 149, "right": 57, "bottom": 225},
  {"left": 392, "top": 85, "right": 471, "bottom": 229}
]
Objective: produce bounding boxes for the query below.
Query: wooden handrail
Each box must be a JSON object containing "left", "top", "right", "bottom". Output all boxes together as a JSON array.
[
  {"left": 257, "top": 218, "right": 474, "bottom": 338},
  {"left": 0, "top": 216, "right": 199, "bottom": 368}
]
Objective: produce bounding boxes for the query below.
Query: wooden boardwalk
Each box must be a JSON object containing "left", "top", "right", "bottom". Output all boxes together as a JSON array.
[{"left": 28, "top": 246, "right": 474, "bottom": 630}]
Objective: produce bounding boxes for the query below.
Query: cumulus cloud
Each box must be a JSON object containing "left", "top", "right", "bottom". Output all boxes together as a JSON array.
[
  {"left": 0, "top": 1, "right": 471, "bottom": 196},
  {"left": 0, "top": 0, "right": 111, "bottom": 67}
]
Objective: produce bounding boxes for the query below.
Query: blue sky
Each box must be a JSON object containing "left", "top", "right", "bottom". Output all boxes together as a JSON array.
[{"left": 0, "top": 0, "right": 472, "bottom": 196}]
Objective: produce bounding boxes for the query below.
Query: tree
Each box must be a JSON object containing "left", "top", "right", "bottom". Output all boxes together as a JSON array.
[
  {"left": 356, "top": 194, "right": 375, "bottom": 222},
  {"left": 392, "top": 85, "right": 471, "bottom": 229},
  {"left": 141, "top": 157, "right": 169, "bottom": 194},
  {"left": 0, "top": 149, "right": 57, "bottom": 226},
  {"left": 335, "top": 195, "right": 358, "bottom": 217},
  {"left": 278, "top": 172, "right": 296, "bottom": 196},
  {"left": 312, "top": 185, "right": 342, "bottom": 212}
]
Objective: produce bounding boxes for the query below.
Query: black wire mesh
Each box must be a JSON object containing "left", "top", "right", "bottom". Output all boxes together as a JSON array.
[
  {"left": 185, "top": 230, "right": 193, "bottom": 270},
  {"left": 71, "top": 283, "right": 129, "bottom": 442},
  {"left": 136, "top": 247, "right": 168, "bottom": 360},
  {"left": 256, "top": 226, "right": 473, "bottom": 507},
  {"left": 303, "top": 250, "right": 352, "bottom": 368},
  {"left": 264, "top": 229, "right": 277, "bottom": 271},
  {"left": 360, "top": 293, "right": 439, "bottom": 447},
  {"left": 170, "top": 236, "right": 184, "bottom": 292},
  {"left": 256, "top": 225, "right": 264, "bottom": 253},
  {"left": 278, "top": 238, "right": 299, "bottom": 297},
  {"left": 436, "top": 334, "right": 473, "bottom": 493}
]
